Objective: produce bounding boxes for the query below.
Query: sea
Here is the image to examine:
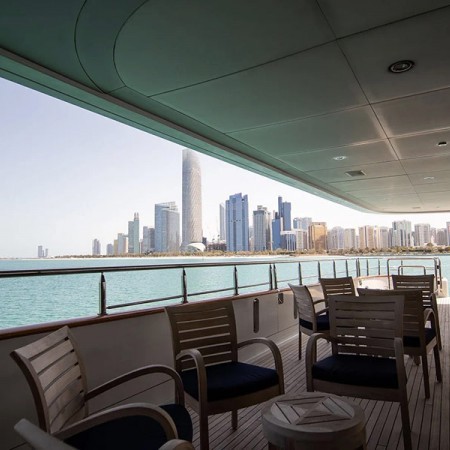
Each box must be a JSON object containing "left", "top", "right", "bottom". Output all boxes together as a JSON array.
[{"left": 1, "top": 254, "right": 448, "bottom": 330}]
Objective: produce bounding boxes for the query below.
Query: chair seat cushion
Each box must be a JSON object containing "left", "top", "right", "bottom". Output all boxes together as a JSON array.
[
  {"left": 312, "top": 354, "right": 399, "bottom": 389},
  {"left": 403, "top": 328, "right": 436, "bottom": 348},
  {"left": 181, "top": 361, "right": 279, "bottom": 402},
  {"left": 299, "top": 313, "right": 329, "bottom": 331},
  {"left": 65, "top": 403, "right": 192, "bottom": 450}
]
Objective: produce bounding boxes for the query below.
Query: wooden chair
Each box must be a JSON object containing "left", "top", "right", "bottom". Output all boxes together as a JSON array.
[
  {"left": 165, "top": 300, "right": 285, "bottom": 450},
  {"left": 14, "top": 418, "right": 194, "bottom": 450},
  {"left": 357, "top": 287, "right": 442, "bottom": 399},
  {"left": 288, "top": 283, "right": 329, "bottom": 359},
  {"left": 306, "top": 295, "right": 411, "bottom": 450},
  {"left": 319, "top": 276, "right": 356, "bottom": 301},
  {"left": 11, "top": 326, "right": 193, "bottom": 450},
  {"left": 391, "top": 274, "right": 442, "bottom": 349}
]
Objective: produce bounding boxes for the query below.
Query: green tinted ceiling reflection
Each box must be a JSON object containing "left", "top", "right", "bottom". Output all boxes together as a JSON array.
[{"left": 0, "top": 0, "right": 96, "bottom": 89}]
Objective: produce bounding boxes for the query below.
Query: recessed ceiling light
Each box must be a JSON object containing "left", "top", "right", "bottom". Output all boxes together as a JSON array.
[
  {"left": 346, "top": 170, "right": 366, "bottom": 177},
  {"left": 333, "top": 156, "right": 347, "bottom": 161},
  {"left": 388, "top": 60, "right": 414, "bottom": 73},
  {"left": 437, "top": 141, "right": 448, "bottom": 147},
  {"left": 423, "top": 176, "right": 435, "bottom": 180}
]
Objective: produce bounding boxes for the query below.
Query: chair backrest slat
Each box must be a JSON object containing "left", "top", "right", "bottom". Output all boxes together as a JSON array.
[
  {"left": 392, "top": 274, "right": 435, "bottom": 307},
  {"left": 320, "top": 277, "right": 355, "bottom": 299},
  {"left": 329, "top": 295, "right": 403, "bottom": 358},
  {"left": 11, "top": 326, "right": 88, "bottom": 433},
  {"left": 166, "top": 301, "right": 238, "bottom": 372},
  {"left": 288, "top": 284, "right": 316, "bottom": 323}
]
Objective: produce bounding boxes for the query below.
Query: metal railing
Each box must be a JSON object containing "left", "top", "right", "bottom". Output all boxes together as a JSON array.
[{"left": 0, "top": 256, "right": 442, "bottom": 321}]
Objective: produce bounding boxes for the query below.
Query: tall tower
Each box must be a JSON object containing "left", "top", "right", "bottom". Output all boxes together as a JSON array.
[
  {"left": 155, "top": 202, "right": 180, "bottom": 253},
  {"left": 225, "top": 193, "right": 249, "bottom": 252},
  {"left": 182, "top": 149, "right": 202, "bottom": 250},
  {"left": 128, "top": 212, "right": 140, "bottom": 254},
  {"left": 253, "top": 205, "right": 271, "bottom": 251}
]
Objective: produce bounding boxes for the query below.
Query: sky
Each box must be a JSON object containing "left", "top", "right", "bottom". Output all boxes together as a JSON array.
[{"left": 2, "top": 77, "right": 450, "bottom": 258}]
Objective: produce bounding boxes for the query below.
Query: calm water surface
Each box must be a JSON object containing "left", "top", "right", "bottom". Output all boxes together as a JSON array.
[{"left": 0, "top": 255, "right": 448, "bottom": 329}]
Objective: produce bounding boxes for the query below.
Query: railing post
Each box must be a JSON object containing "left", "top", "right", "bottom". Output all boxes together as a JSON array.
[
  {"left": 99, "top": 273, "right": 106, "bottom": 316},
  {"left": 234, "top": 266, "right": 239, "bottom": 296},
  {"left": 378, "top": 259, "right": 381, "bottom": 276},
  {"left": 345, "top": 260, "right": 349, "bottom": 277},
  {"left": 333, "top": 260, "right": 336, "bottom": 278},
  {"left": 182, "top": 269, "right": 188, "bottom": 303},
  {"left": 269, "top": 264, "right": 273, "bottom": 290},
  {"left": 356, "top": 259, "right": 361, "bottom": 277},
  {"left": 273, "top": 264, "right": 278, "bottom": 290},
  {"left": 366, "top": 259, "right": 369, "bottom": 275},
  {"left": 317, "top": 261, "right": 322, "bottom": 280},
  {"left": 298, "top": 263, "right": 303, "bottom": 285}
]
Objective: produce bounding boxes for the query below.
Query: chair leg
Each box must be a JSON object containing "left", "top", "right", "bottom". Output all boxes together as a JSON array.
[
  {"left": 432, "top": 305, "right": 442, "bottom": 350},
  {"left": 199, "top": 410, "right": 209, "bottom": 450},
  {"left": 400, "top": 394, "right": 412, "bottom": 450},
  {"left": 434, "top": 344, "right": 442, "bottom": 382},
  {"left": 298, "top": 329, "right": 302, "bottom": 360},
  {"left": 421, "top": 353, "right": 430, "bottom": 399},
  {"left": 232, "top": 410, "right": 238, "bottom": 430},
  {"left": 413, "top": 355, "right": 420, "bottom": 366}
]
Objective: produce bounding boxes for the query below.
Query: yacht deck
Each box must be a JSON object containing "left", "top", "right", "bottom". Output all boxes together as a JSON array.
[{"left": 191, "top": 300, "right": 450, "bottom": 450}]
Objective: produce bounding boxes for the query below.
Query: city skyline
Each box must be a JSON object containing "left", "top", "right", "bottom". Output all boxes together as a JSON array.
[{"left": 3, "top": 76, "right": 450, "bottom": 258}]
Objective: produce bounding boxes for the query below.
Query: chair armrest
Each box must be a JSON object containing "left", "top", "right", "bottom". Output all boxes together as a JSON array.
[
  {"left": 86, "top": 364, "right": 185, "bottom": 406},
  {"left": 55, "top": 403, "right": 178, "bottom": 441},
  {"left": 314, "top": 307, "right": 328, "bottom": 316},
  {"left": 393, "top": 337, "right": 407, "bottom": 387},
  {"left": 15, "top": 419, "right": 76, "bottom": 450},
  {"left": 237, "top": 338, "right": 284, "bottom": 392},
  {"left": 159, "top": 439, "right": 195, "bottom": 450},
  {"left": 305, "top": 333, "right": 328, "bottom": 391},
  {"left": 177, "top": 349, "right": 209, "bottom": 405},
  {"left": 423, "top": 307, "right": 437, "bottom": 330}
]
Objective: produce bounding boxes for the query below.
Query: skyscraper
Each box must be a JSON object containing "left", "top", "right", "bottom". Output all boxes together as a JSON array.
[
  {"left": 92, "top": 239, "right": 101, "bottom": 256},
  {"left": 141, "top": 226, "right": 155, "bottom": 254},
  {"left": 181, "top": 149, "right": 202, "bottom": 250},
  {"left": 128, "top": 212, "right": 140, "bottom": 254},
  {"left": 225, "top": 193, "right": 249, "bottom": 251},
  {"left": 278, "top": 196, "right": 292, "bottom": 231},
  {"left": 392, "top": 220, "right": 413, "bottom": 247},
  {"left": 219, "top": 203, "right": 226, "bottom": 241},
  {"left": 414, "top": 223, "right": 431, "bottom": 246},
  {"left": 253, "top": 205, "right": 271, "bottom": 251},
  {"left": 155, "top": 202, "right": 180, "bottom": 253},
  {"left": 309, "top": 222, "right": 327, "bottom": 252}
]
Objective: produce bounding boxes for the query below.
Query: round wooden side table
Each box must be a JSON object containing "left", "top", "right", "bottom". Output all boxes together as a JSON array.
[{"left": 261, "top": 393, "right": 367, "bottom": 450}]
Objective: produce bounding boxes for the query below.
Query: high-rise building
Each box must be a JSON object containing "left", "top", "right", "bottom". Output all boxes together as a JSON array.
[
  {"left": 278, "top": 196, "right": 292, "bottom": 231},
  {"left": 344, "top": 228, "right": 357, "bottom": 249},
  {"left": 309, "top": 222, "right": 327, "bottom": 252},
  {"left": 294, "top": 217, "right": 312, "bottom": 231},
  {"left": 128, "top": 212, "right": 140, "bottom": 254},
  {"left": 378, "top": 227, "right": 390, "bottom": 249},
  {"left": 271, "top": 213, "right": 282, "bottom": 250},
  {"left": 294, "top": 229, "right": 308, "bottom": 250},
  {"left": 327, "top": 227, "right": 344, "bottom": 250},
  {"left": 219, "top": 203, "right": 226, "bottom": 241},
  {"left": 141, "top": 226, "right": 155, "bottom": 253},
  {"left": 281, "top": 231, "right": 296, "bottom": 251},
  {"left": 106, "top": 243, "right": 114, "bottom": 256},
  {"left": 436, "top": 228, "right": 447, "bottom": 246},
  {"left": 37, "top": 245, "right": 44, "bottom": 258},
  {"left": 92, "top": 239, "right": 101, "bottom": 256},
  {"left": 414, "top": 223, "right": 431, "bottom": 247},
  {"left": 155, "top": 202, "right": 180, "bottom": 253},
  {"left": 225, "top": 193, "right": 249, "bottom": 251},
  {"left": 181, "top": 149, "right": 202, "bottom": 250},
  {"left": 359, "top": 225, "right": 376, "bottom": 249},
  {"left": 392, "top": 220, "right": 413, "bottom": 247},
  {"left": 253, "top": 205, "right": 271, "bottom": 251},
  {"left": 116, "top": 233, "right": 128, "bottom": 255}
]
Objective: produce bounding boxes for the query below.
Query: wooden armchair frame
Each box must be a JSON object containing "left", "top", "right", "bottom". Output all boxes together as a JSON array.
[
  {"left": 11, "top": 326, "right": 192, "bottom": 449},
  {"left": 319, "top": 276, "right": 356, "bottom": 301},
  {"left": 288, "top": 283, "right": 329, "bottom": 359},
  {"left": 306, "top": 295, "right": 411, "bottom": 450},
  {"left": 165, "top": 300, "right": 284, "bottom": 450},
  {"left": 391, "top": 274, "right": 442, "bottom": 349}
]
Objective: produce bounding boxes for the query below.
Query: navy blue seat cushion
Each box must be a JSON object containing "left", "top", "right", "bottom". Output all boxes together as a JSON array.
[
  {"left": 299, "top": 312, "right": 329, "bottom": 331},
  {"left": 404, "top": 327, "right": 436, "bottom": 348},
  {"left": 65, "top": 403, "right": 192, "bottom": 450},
  {"left": 181, "top": 361, "right": 279, "bottom": 402},
  {"left": 312, "top": 354, "right": 399, "bottom": 389}
]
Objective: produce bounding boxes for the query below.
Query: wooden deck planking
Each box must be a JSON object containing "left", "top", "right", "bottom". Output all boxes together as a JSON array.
[{"left": 190, "top": 300, "right": 449, "bottom": 450}]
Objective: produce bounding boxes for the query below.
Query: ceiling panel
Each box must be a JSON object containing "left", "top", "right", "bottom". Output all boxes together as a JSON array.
[
  {"left": 115, "top": 0, "right": 334, "bottom": 96},
  {"left": 374, "top": 88, "right": 450, "bottom": 137},
  {"left": 391, "top": 130, "right": 450, "bottom": 159},
  {"left": 414, "top": 181, "right": 450, "bottom": 193},
  {"left": 278, "top": 140, "right": 395, "bottom": 171},
  {"left": 154, "top": 43, "right": 367, "bottom": 133},
  {"left": 349, "top": 185, "right": 416, "bottom": 199},
  {"left": 318, "top": 0, "right": 450, "bottom": 38},
  {"left": 402, "top": 154, "right": 450, "bottom": 174},
  {"left": 330, "top": 175, "right": 412, "bottom": 192},
  {"left": 408, "top": 170, "right": 450, "bottom": 185},
  {"left": 306, "top": 161, "right": 404, "bottom": 183},
  {"left": 361, "top": 193, "right": 422, "bottom": 209},
  {"left": 339, "top": 7, "right": 450, "bottom": 103},
  {"left": 229, "top": 107, "right": 385, "bottom": 156}
]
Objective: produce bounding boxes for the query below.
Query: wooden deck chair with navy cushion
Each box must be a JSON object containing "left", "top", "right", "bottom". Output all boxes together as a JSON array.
[
  {"left": 11, "top": 326, "right": 193, "bottom": 450},
  {"left": 288, "top": 283, "right": 329, "bottom": 360},
  {"left": 165, "top": 300, "right": 284, "bottom": 450},
  {"left": 306, "top": 295, "right": 411, "bottom": 450},
  {"left": 319, "top": 276, "right": 356, "bottom": 302}
]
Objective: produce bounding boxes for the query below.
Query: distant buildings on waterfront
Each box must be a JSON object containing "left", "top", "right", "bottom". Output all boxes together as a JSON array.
[
  {"left": 37, "top": 245, "right": 48, "bottom": 258},
  {"left": 89, "top": 149, "right": 450, "bottom": 256}
]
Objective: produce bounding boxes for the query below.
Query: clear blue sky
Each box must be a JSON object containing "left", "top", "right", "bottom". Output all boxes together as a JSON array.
[{"left": 1, "top": 77, "right": 450, "bottom": 258}]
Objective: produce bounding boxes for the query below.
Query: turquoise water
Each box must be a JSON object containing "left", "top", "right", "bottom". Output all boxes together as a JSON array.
[{"left": 0, "top": 255, "right": 448, "bottom": 329}]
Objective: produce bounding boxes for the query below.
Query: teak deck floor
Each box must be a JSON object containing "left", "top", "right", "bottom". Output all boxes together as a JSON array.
[{"left": 190, "top": 300, "right": 450, "bottom": 450}]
